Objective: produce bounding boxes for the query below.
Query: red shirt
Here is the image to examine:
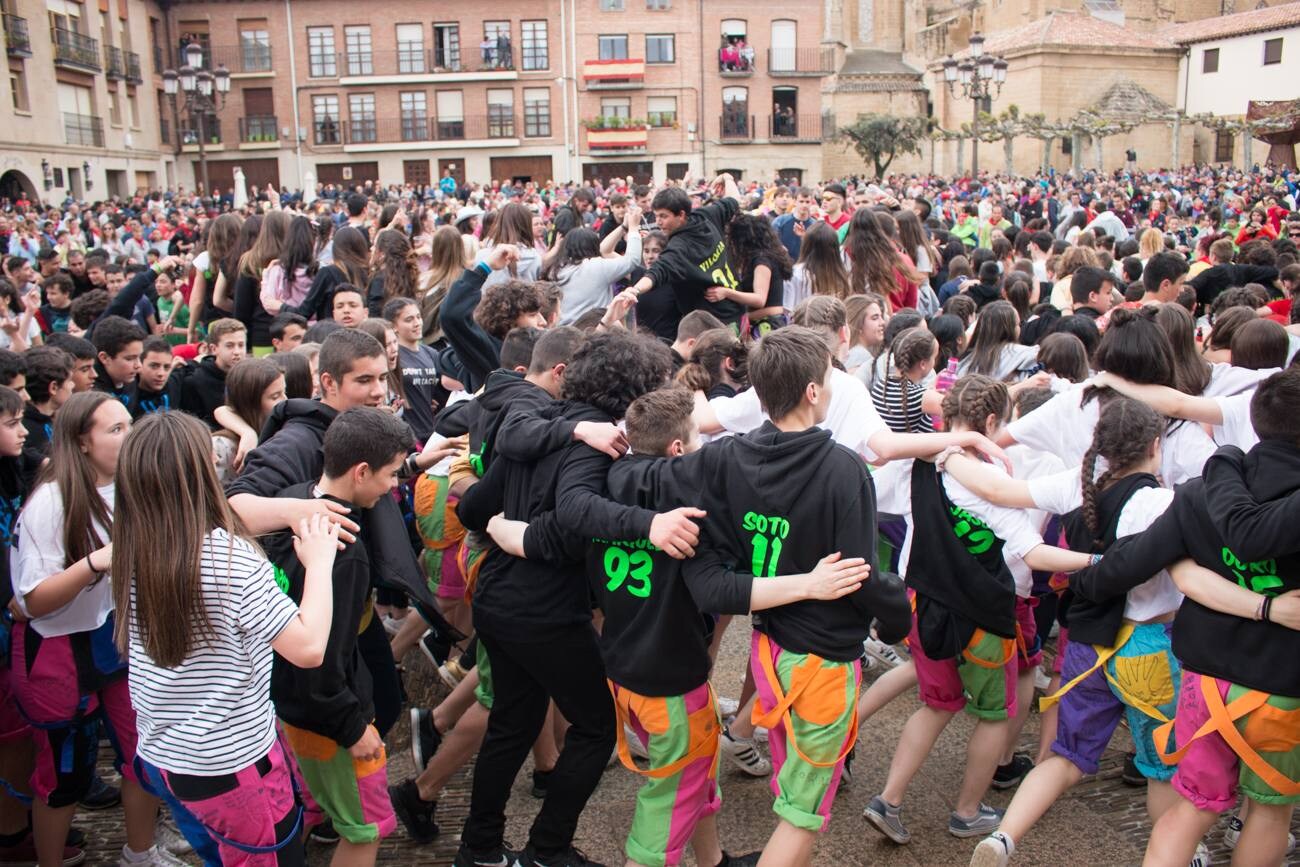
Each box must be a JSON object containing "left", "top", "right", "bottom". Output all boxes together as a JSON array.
[{"left": 824, "top": 211, "right": 851, "bottom": 232}]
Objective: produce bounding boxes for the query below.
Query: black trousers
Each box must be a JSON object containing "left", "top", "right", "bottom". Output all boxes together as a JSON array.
[
  {"left": 461, "top": 623, "right": 615, "bottom": 856},
  {"left": 357, "top": 614, "right": 403, "bottom": 737}
]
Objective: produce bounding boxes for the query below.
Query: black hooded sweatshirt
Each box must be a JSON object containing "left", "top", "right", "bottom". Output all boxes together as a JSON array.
[
  {"left": 1070, "top": 442, "right": 1300, "bottom": 697},
  {"left": 434, "top": 370, "right": 553, "bottom": 478},
  {"left": 456, "top": 401, "right": 658, "bottom": 639},
  {"left": 226, "top": 397, "right": 441, "bottom": 613},
  {"left": 681, "top": 422, "right": 908, "bottom": 662},
  {"left": 647, "top": 197, "right": 744, "bottom": 325},
  {"left": 441, "top": 266, "right": 502, "bottom": 393},
  {"left": 93, "top": 361, "right": 135, "bottom": 408},
  {"left": 131, "top": 375, "right": 183, "bottom": 419},
  {"left": 266, "top": 483, "right": 373, "bottom": 748},
  {"left": 173, "top": 355, "right": 229, "bottom": 429}
]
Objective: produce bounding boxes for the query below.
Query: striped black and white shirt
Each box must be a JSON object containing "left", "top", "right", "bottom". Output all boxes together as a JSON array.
[
  {"left": 868, "top": 373, "right": 934, "bottom": 434},
  {"left": 129, "top": 528, "right": 298, "bottom": 776}
]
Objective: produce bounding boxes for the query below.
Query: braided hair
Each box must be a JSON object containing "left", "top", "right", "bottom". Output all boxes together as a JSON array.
[
  {"left": 940, "top": 374, "right": 1011, "bottom": 436},
  {"left": 1079, "top": 397, "right": 1163, "bottom": 548},
  {"left": 879, "top": 327, "right": 937, "bottom": 432}
]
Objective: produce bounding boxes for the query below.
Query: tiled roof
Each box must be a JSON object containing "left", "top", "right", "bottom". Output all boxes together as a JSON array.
[
  {"left": 1161, "top": 2, "right": 1300, "bottom": 45},
  {"left": 973, "top": 11, "right": 1176, "bottom": 55},
  {"left": 839, "top": 49, "right": 922, "bottom": 77}
]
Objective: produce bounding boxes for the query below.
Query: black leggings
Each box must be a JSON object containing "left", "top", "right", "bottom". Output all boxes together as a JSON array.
[{"left": 461, "top": 624, "right": 614, "bottom": 857}]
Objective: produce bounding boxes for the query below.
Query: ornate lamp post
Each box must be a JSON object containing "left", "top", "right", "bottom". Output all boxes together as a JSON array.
[
  {"left": 942, "top": 33, "right": 1008, "bottom": 176},
  {"left": 162, "top": 41, "right": 230, "bottom": 194}
]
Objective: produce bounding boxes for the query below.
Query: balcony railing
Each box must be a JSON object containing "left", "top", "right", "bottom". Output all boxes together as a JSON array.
[
  {"left": 720, "top": 112, "right": 754, "bottom": 141},
  {"left": 4, "top": 14, "right": 31, "bottom": 57},
  {"left": 52, "top": 27, "right": 100, "bottom": 72},
  {"left": 718, "top": 48, "right": 754, "bottom": 76},
  {"left": 769, "top": 113, "right": 834, "bottom": 142},
  {"left": 63, "top": 112, "right": 104, "bottom": 147},
  {"left": 239, "top": 115, "right": 279, "bottom": 143},
  {"left": 586, "top": 124, "right": 648, "bottom": 152},
  {"left": 582, "top": 58, "right": 645, "bottom": 89},
  {"left": 336, "top": 47, "right": 514, "bottom": 77},
  {"left": 338, "top": 114, "right": 517, "bottom": 145},
  {"left": 766, "top": 47, "right": 834, "bottom": 76},
  {"left": 105, "top": 44, "right": 125, "bottom": 79},
  {"left": 126, "top": 50, "right": 142, "bottom": 82},
  {"left": 181, "top": 120, "right": 223, "bottom": 145}
]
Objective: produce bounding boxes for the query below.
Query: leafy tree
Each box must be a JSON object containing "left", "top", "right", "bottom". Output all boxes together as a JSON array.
[{"left": 839, "top": 114, "right": 929, "bottom": 178}]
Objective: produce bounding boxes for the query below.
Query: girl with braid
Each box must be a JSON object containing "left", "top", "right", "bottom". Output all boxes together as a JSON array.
[
  {"left": 866, "top": 375, "right": 1093, "bottom": 846},
  {"left": 866, "top": 327, "right": 938, "bottom": 434},
  {"left": 943, "top": 399, "right": 1206, "bottom": 867}
]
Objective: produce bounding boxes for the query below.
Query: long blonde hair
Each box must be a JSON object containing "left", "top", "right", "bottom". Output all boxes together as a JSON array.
[
  {"left": 419, "top": 225, "right": 466, "bottom": 344},
  {"left": 1138, "top": 228, "right": 1164, "bottom": 261},
  {"left": 112, "top": 412, "right": 256, "bottom": 666}
]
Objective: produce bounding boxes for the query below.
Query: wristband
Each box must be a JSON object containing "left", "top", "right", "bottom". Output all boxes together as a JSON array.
[
  {"left": 1089, "top": 553, "right": 1103, "bottom": 567},
  {"left": 933, "top": 445, "right": 963, "bottom": 472},
  {"left": 1262, "top": 595, "right": 1274, "bottom": 624},
  {"left": 1255, "top": 596, "right": 1267, "bottom": 621},
  {"left": 86, "top": 555, "right": 106, "bottom": 582},
  {"left": 475, "top": 261, "right": 492, "bottom": 277}
]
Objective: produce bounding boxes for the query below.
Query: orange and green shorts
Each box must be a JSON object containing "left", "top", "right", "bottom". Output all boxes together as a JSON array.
[
  {"left": 279, "top": 721, "right": 396, "bottom": 845},
  {"left": 412, "top": 472, "right": 466, "bottom": 600},
  {"left": 750, "top": 631, "right": 860, "bottom": 832}
]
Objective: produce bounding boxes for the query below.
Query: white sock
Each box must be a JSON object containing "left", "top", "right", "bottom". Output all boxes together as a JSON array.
[
  {"left": 989, "top": 831, "right": 1016, "bottom": 857},
  {"left": 121, "top": 844, "right": 155, "bottom": 863}
]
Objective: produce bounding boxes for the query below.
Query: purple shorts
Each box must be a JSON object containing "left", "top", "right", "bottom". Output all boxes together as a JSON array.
[
  {"left": 10, "top": 622, "right": 141, "bottom": 807},
  {"left": 158, "top": 735, "right": 305, "bottom": 867}
]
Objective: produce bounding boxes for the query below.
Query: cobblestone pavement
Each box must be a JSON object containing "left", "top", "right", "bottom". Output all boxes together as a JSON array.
[{"left": 77, "top": 622, "right": 1299, "bottom": 866}]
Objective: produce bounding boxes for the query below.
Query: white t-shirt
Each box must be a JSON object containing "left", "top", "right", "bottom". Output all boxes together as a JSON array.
[
  {"left": 711, "top": 367, "right": 888, "bottom": 459},
  {"left": 13, "top": 482, "right": 115, "bottom": 637},
  {"left": 192, "top": 249, "right": 212, "bottom": 278},
  {"left": 942, "top": 470, "right": 1045, "bottom": 597},
  {"left": 1212, "top": 392, "right": 1257, "bottom": 451},
  {"left": 130, "top": 529, "right": 298, "bottom": 776},
  {"left": 1007, "top": 385, "right": 1213, "bottom": 486},
  {"left": 1027, "top": 467, "right": 1181, "bottom": 621},
  {"left": 1205, "top": 363, "right": 1274, "bottom": 398},
  {"left": 0, "top": 317, "right": 43, "bottom": 351}
]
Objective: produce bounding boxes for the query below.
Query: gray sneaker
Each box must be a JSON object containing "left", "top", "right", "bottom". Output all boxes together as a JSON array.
[
  {"left": 864, "top": 795, "right": 910, "bottom": 844},
  {"left": 949, "top": 803, "right": 1004, "bottom": 838}
]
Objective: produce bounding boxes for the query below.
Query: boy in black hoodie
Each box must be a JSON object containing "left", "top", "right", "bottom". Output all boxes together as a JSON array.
[
  {"left": 679, "top": 326, "right": 909, "bottom": 866},
  {"left": 1068, "top": 366, "right": 1300, "bottom": 867},
  {"left": 487, "top": 385, "right": 879, "bottom": 867},
  {"left": 452, "top": 332, "right": 705, "bottom": 867},
  {"left": 267, "top": 407, "right": 409, "bottom": 863},
  {"left": 622, "top": 174, "right": 744, "bottom": 326},
  {"left": 90, "top": 315, "right": 144, "bottom": 406},
  {"left": 130, "top": 336, "right": 181, "bottom": 417},
  {"left": 174, "top": 317, "right": 245, "bottom": 427}
]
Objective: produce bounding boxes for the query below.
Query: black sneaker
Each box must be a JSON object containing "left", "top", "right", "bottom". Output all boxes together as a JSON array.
[
  {"left": 990, "top": 753, "right": 1034, "bottom": 790},
  {"left": 420, "top": 629, "right": 452, "bottom": 669},
  {"left": 77, "top": 775, "right": 120, "bottom": 811},
  {"left": 839, "top": 746, "right": 856, "bottom": 790},
  {"left": 530, "top": 769, "right": 552, "bottom": 799},
  {"left": 1121, "top": 752, "right": 1146, "bottom": 787},
  {"left": 516, "top": 846, "right": 606, "bottom": 867},
  {"left": 389, "top": 780, "right": 439, "bottom": 844},
  {"left": 65, "top": 828, "right": 85, "bottom": 848},
  {"left": 452, "top": 843, "right": 518, "bottom": 867},
  {"left": 309, "top": 819, "right": 339, "bottom": 844},
  {"left": 410, "top": 707, "right": 443, "bottom": 769},
  {"left": 718, "top": 852, "right": 762, "bottom": 867}
]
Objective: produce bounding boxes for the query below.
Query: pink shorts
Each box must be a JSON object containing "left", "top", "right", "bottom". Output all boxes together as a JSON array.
[
  {"left": 1015, "top": 596, "right": 1043, "bottom": 672},
  {"left": 1169, "top": 671, "right": 1300, "bottom": 812},
  {"left": 0, "top": 664, "right": 30, "bottom": 744},
  {"left": 910, "top": 609, "right": 1018, "bottom": 722},
  {"left": 435, "top": 541, "right": 467, "bottom": 601},
  {"left": 10, "top": 623, "right": 141, "bottom": 807},
  {"left": 158, "top": 735, "right": 305, "bottom": 867}
]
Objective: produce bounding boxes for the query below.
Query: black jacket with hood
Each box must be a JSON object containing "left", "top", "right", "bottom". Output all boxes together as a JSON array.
[
  {"left": 457, "top": 401, "right": 658, "bottom": 639},
  {"left": 1070, "top": 442, "right": 1300, "bottom": 697},
  {"left": 173, "top": 355, "right": 228, "bottom": 429},
  {"left": 434, "top": 370, "right": 553, "bottom": 478},
  {"left": 226, "top": 397, "right": 440, "bottom": 612},
  {"left": 647, "top": 197, "right": 744, "bottom": 325}
]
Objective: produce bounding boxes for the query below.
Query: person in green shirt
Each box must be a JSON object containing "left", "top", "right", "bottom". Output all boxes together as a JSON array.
[{"left": 153, "top": 268, "right": 191, "bottom": 346}]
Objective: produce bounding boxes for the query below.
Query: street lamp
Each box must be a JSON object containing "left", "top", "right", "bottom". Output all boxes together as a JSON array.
[
  {"left": 161, "top": 41, "right": 230, "bottom": 194},
  {"left": 941, "top": 32, "right": 1007, "bottom": 176}
]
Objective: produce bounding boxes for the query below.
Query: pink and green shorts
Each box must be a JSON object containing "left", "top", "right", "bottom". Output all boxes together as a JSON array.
[
  {"left": 612, "top": 680, "right": 720, "bottom": 867},
  {"left": 909, "top": 610, "right": 1018, "bottom": 722},
  {"left": 279, "top": 721, "right": 396, "bottom": 844},
  {"left": 750, "top": 632, "right": 860, "bottom": 832}
]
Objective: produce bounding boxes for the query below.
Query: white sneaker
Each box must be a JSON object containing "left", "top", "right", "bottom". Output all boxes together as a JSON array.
[
  {"left": 154, "top": 816, "right": 193, "bottom": 855},
  {"left": 754, "top": 726, "right": 769, "bottom": 743},
  {"left": 381, "top": 613, "right": 406, "bottom": 636},
  {"left": 971, "top": 832, "right": 1014, "bottom": 867},
  {"left": 624, "top": 724, "right": 649, "bottom": 760},
  {"left": 719, "top": 726, "right": 771, "bottom": 776},
  {"left": 118, "top": 845, "right": 190, "bottom": 867},
  {"left": 1032, "top": 665, "right": 1051, "bottom": 692},
  {"left": 716, "top": 696, "right": 740, "bottom": 718},
  {"left": 1188, "top": 841, "right": 1210, "bottom": 867},
  {"left": 1223, "top": 814, "right": 1296, "bottom": 853},
  {"left": 864, "top": 637, "right": 904, "bottom": 669}
]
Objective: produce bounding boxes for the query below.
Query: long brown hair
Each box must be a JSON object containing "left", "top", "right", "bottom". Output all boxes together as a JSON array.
[
  {"left": 419, "top": 225, "right": 465, "bottom": 344},
  {"left": 204, "top": 212, "right": 244, "bottom": 280},
  {"left": 30, "top": 391, "right": 117, "bottom": 568},
  {"left": 484, "top": 202, "right": 533, "bottom": 247},
  {"left": 373, "top": 228, "right": 419, "bottom": 304},
  {"left": 216, "top": 358, "right": 283, "bottom": 443},
  {"left": 112, "top": 412, "right": 255, "bottom": 665},
  {"left": 796, "top": 222, "right": 851, "bottom": 299},
  {"left": 1079, "top": 397, "right": 1162, "bottom": 545},
  {"left": 846, "top": 209, "right": 921, "bottom": 307},
  {"left": 330, "top": 225, "right": 371, "bottom": 288},
  {"left": 239, "top": 209, "right": 291, "bottom": 278}
]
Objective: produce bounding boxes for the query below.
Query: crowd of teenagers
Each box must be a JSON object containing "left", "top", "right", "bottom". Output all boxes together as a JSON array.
[{"left": 0, "top": 159, "right": 1299, "bottom": 867}]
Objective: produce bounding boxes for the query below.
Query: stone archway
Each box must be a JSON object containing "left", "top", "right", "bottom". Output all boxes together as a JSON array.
[{"left": 0, "top": 169, "right": 38, "bottom": 203}]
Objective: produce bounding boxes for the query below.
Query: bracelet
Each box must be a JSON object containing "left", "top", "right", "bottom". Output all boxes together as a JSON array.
[
  {"left": 1089, "top": 553, "right": 1103, "bottom": 567},
  {"left": 1255, "top": 596, "right": 1267, "bottom": 621},
  {"left": 934, "top": 445, "right": 964, "bottom": 472},
  {"left": 85, "top": 554, "right": 106, "bottom": 581},
  {"left": 1262, "top": 595, "right": 1274, "bottom": 624}
]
